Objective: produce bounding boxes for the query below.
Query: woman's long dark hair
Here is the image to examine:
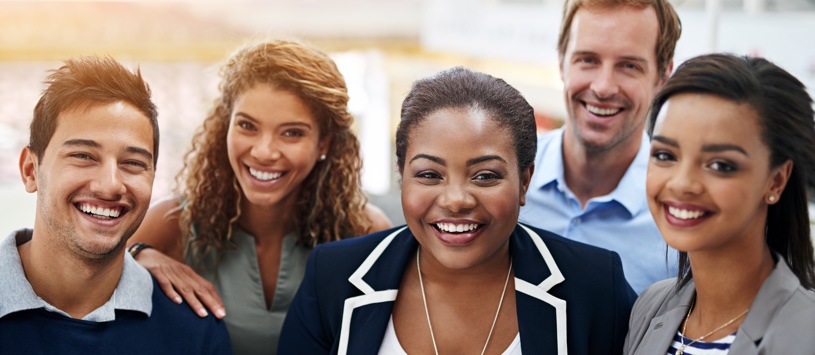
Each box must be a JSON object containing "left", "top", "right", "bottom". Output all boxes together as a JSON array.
[{"left": 647, "top": 53, "right": 815, "bottom": 290}]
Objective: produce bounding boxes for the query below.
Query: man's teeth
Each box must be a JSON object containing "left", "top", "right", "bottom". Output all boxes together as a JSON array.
[
  {"left": 586, "top": 104, "right": 621, "bottom": 116},
  {"left": 249, "top": 167, "right": 282, "bottom": 181},
  {"left": 79, "top": 203, "right": 121, "bottom": 218},
  {"left": 436, "top": 223, "right": 479, "bottom": 233},
  {"left": 668, "top": 206, "right": 705, "bottom": 220}
]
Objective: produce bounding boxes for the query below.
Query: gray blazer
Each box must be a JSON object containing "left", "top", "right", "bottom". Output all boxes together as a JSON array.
[{"left": 624, "top": 258, "right": 815, "bottom": 355}]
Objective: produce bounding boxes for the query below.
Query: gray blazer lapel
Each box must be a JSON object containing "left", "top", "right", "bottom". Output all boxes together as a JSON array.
[
  {"left": 729, "top": 258, "right": 800, "bottom": 354},
  {"left": 635, "top": 307, "right": 688, "bottom": 354},
  {"left": 628, "top": 281, "right": 695, "bottom": 355}
]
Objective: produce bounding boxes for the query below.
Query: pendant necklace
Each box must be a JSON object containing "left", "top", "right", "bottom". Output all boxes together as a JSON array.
[
  {"left": 676, "top": 298, "right": 749, "bottom": 355},
  {"left": 416, "top": 248, "right": 512, "bottom": 355}
]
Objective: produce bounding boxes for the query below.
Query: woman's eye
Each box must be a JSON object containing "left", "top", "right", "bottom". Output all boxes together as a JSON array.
[
  {"left": 709, "top": 161, "right": 737, "bottom": 173},
  {"left": 652, "top": 151, "right": 674, "bottom": 162},
  {"left": 415, "top": 171, "right": 440, "bottom": 179},
  {"left": 474, "top": 172, "right": 501, "bottom": 181},
  {"left": 237, "top": 121, "right": 255, "bottom": 130},
  {"left": 283, "top": 129, "right": 304, "bottom": 137}
]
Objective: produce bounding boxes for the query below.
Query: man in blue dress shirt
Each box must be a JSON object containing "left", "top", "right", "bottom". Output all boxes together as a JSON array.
[{"left": 520, "top": 0, "right": 682, "bottom": 294}]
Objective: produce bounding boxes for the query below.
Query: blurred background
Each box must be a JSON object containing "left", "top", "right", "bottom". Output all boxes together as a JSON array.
[{"left": 1, "top": 0, "right": 814, "bottom": 230}]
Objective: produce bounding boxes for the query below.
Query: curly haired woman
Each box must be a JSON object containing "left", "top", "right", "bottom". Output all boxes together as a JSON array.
[{"left": 127, "top": 39, "right": 392, "bottom": 354}]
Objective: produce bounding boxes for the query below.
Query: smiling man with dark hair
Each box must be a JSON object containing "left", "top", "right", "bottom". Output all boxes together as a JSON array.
[{"left": 0, "top": 56, "right": 230, "bottom": 354}]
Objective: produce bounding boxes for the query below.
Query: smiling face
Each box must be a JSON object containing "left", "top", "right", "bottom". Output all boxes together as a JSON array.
[
  {"left": 226, "top": 83, "right": 328, "bottom": 211},
  {"left": 560, "top": 5, "right": 664, "bottom": 153},
  {"left": 400, "top": 107, "right": 531, "bottom": 270},
  {"left": 21, "top": 101, "right": 155, "bottom": 260},
  {"left": 647, "top": 93, "right": 790, "bottom": 255}
]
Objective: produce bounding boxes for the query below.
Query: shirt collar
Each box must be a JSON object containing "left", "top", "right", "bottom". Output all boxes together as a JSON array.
[
  {"left": 0, "top": 228, "right": 153, "bottom": 321},
  {"left": 530, "top": 128, "right": 650, "bottom": 215},
  {"left": 609, "top": 134, "right": 650, "bottom": 215},
  {"left": 530, "top": 128, "right": 566, "bottom": 191}
]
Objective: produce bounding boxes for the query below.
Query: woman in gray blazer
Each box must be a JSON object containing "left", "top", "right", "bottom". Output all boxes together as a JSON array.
[{"left": 624, "top": 53, "right": 815, "bottom": 355}]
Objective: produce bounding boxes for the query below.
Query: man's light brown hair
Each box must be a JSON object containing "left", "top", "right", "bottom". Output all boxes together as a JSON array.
[{"left": 557, "top": 0, "right": 682, "bottom": 80}]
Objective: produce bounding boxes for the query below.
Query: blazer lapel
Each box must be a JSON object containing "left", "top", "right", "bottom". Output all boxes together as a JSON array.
[
  {"left": 729, "top": 257, "right": 800, "bottom": 354},
  {"left": 513, "top": 224, "right": 568, "bottom": 355},
  {"left": 636, "top": 307, "right": 688, "bottom": 354},
  {"left": 338, "top": 227, "right": 416, "bottom": 355},
  {"left": 631, "top": 281, "right": 694, "bottom": 355}
]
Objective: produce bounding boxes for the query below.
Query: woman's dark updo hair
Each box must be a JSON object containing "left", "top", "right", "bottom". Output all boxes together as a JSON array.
[{"left": 396, "top": 67, "right": 537, "bottom": 176}]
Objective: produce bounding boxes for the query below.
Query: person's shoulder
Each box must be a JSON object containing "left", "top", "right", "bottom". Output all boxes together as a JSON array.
[
  {"left": 148, "top": 277, "right": 227, "bottom": 330},
  {"left": 363, "top": 203, "right": 394, "bottom": 234},
  {"left": 315, "top": 225, "right": 409, "bottom": 254},
  {"left": 754, "top": 286, "right": 815, "bottom": 351},
  {"left": 308, "top": 226, "right": 410, "bottom": 274},
  {"left": 142, "top": 277, "right": 231, "bottom": 353},
  {"left": 638, "top": 279, "right": 679, "bottom": 303},
  {"left": 771, "top": 285, "right": 815, "bottom": 325}
]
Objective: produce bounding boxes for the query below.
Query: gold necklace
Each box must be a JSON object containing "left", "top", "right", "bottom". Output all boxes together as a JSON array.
[
  {"left": 416, "top": 248, "right": 512, "bottom": 355},
  {"left": 676, "top": 298, "right": 749, "bottom": 355}
]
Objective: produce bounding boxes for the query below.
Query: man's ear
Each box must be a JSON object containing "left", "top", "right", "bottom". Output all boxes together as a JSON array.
[
  {"left": 19, "top": 147, "right": 38, "bottom": 193},
  {"left": 658, "top": 60, "right": 675, "bottom": 87},
  {"left": 519, "top": 164, "right": 534, "bottom": 206}
]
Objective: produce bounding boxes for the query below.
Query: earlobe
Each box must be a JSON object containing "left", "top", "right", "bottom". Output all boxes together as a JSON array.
[
  {"left": 766, "top": 160, "right": 793, "bottom": 204},
  {"left": 318, "top": 135, "right": 331, "bottom": 161},
  {"left": 19, "top": 147, "right": 38, "bottom": 193}
]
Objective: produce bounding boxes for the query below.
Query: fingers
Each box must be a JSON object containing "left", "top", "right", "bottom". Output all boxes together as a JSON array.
[
  {"left": 173, "top": 270, "right": 226, "bottom": 319},
  {"left": 194, "top": 282, "right": 226, "bottom": 319},
  {"left": 154, "top": 270, "right": 184, "bottom": 305},
  {"left": 135, "top": 249, "right": 227, "bottom": 319}
]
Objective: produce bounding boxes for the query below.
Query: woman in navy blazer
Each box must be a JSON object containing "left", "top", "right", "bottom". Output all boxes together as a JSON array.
[
  {"left": 279, "top": 67, "right": 636, "bottom": 355},
  {"left": 624, "top": 54, "right": 815, "bottom": 354}
]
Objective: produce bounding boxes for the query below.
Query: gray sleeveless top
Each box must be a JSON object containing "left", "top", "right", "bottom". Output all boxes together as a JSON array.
[{"left": 186, "top": 227, "right": 311, "bottom": 355}]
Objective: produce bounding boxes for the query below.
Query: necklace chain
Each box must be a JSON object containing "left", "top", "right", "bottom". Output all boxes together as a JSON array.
[
  {"left": 416, "top": 248, "right": 512, "bottom": 355},
  {"left": 676, "top": 298, "right": 749, "bottom": 355}
]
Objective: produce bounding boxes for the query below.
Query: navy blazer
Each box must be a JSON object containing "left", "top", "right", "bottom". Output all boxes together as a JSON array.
[{"left": 278, "top": 224, "right": 636, "bottom": 355}]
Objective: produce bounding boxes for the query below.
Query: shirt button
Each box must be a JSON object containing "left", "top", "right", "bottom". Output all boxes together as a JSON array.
[{"left": 573, "top": 218, "right": 581, "bottom": 225}]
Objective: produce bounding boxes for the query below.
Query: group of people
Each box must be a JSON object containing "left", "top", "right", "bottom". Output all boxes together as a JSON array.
[{"left": 1, "top": 0, "right": 813, "bottom": 354}]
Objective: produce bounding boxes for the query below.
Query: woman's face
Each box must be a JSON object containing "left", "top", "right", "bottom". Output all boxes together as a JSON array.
[
  {"left": 226, "top": 83, "right": 328, "bottom": 210},
  {"left": 646, "top": 93, "right": 790, "bottom": 255},
  {"left": 401, "top": 107, "right": 532, "bottom": 270}
]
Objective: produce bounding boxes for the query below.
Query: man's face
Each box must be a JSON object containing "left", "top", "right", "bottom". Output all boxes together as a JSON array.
[
  {"left": 560, "top": 5, "right": 664, "bottom": 153},
  {"left": 20, "top": 101, "right": 155, "bottom": 261}
]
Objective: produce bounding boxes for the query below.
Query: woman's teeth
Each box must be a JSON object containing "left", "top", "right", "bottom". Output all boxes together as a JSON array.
[
  {"left": 436, "top": 223, "right": 479, "bottom": 233},
  {"left": 249, "top": 167, "right": 282, "bottom": 181},
  {"left": 668, "top": 206, "right": 705, "bottom": 220}
]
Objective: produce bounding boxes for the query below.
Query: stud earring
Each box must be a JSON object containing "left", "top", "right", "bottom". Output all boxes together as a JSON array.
[
  {"left": 768, "top": 195, "right": 776, "bottom": 203},
  {"left": 320, "top": 154, "right": 326, "bottom": 161}
]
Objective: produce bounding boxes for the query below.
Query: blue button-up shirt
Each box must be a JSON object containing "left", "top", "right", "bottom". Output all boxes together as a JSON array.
[{"left": 519, "top": 128, "right": 677, "bottom": 294}]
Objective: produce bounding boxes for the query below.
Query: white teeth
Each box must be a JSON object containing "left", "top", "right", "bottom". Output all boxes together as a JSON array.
[
  {"left": 249, "top": 167, "right": 282, "bottom": 181},
  {"left": 667, "top": 206, "right": 705, "bottom": 220},
  {"left": 586, "top": 104, "right": 621, "bottom": 116},
  {"left": 79, "top": 203, "right": 121, "bottom": 218},
  {"left": 435, "top": 223, "right": 478, "bottom": 233}
]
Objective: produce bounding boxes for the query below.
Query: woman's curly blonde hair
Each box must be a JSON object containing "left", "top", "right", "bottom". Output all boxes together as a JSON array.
[{"left": 177, "top": 39, "right": 370, "bottom": 262}]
